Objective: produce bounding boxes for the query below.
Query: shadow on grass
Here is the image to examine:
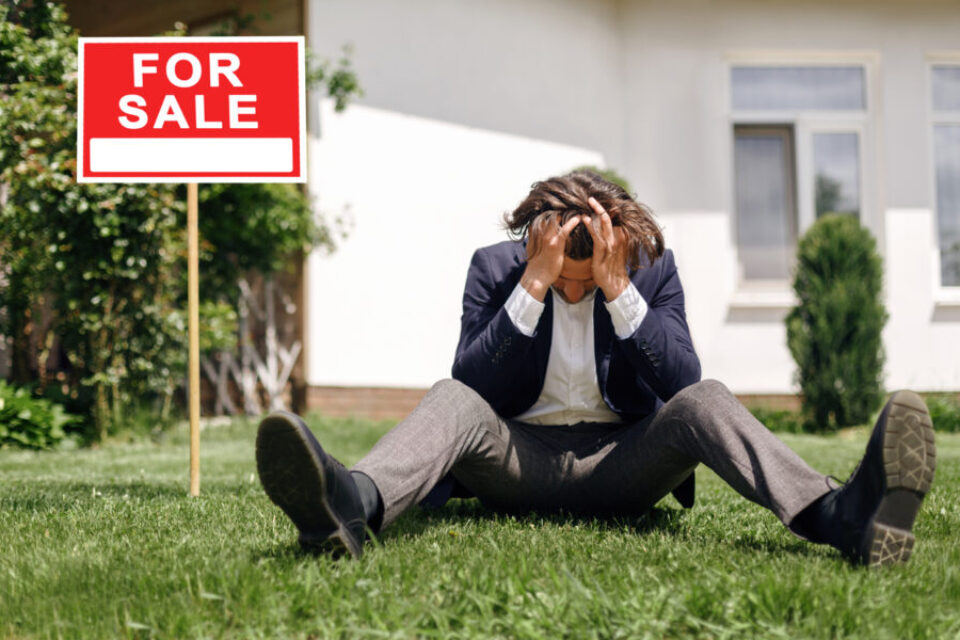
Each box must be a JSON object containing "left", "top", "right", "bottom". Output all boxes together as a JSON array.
[
  {"left": 253, "top": 541, "right": 317, "bottom": 562},
  {"left": 377, "top": 499, "right": 692, "bottom": 541},
  {"left": 385, "top": 502, "right": 832, "bottom": 562},
  {"left": 0, "top": 480, "right": 191, "bottom": 511},
  {"left": 729, "top": 534, "right": 827, "bottom": 560},
  {"left": 251, "top": 499, "right": 828, "bottom": 562},
  {"left": 248, "top": 501, "right": 694, "bottom": 562}
]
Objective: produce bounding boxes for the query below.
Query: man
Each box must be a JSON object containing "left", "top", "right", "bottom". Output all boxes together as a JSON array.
[{"left": 256, "top": 171, "right": 936, "bottom": 566}]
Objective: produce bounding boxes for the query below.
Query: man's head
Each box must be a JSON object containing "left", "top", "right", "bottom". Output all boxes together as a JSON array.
[{"left": 503, "top": 171, "right": 664, "bottom": 302}]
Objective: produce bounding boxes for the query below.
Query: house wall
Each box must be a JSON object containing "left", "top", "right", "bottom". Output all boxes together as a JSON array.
[
  {"left": 305, "top": 0, "right": 619, "bottom": 388},
  {"left": 305, "top": 0, "right": 960, "bottom": 395},
  {"left": 618, "top": 0, "right": 960, "bottom": 392}
]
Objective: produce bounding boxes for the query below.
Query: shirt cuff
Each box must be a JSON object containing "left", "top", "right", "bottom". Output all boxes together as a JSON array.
[
  {"left": 604, "top": 282, "right": 648, "bottom": 339},
  {"left": 504, "top": 282, "right": 545, "bottom": 337}
]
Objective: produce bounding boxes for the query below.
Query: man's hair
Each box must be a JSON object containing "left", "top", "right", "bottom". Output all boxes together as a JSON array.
[{"left": 503, "top": 171, "right": 664, "bottom": 269}]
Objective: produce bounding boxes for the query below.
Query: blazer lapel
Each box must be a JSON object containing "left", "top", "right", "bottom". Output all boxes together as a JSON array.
[
  {"left": 592, "top": 290, "right": 614, "bottom": 409},
  {"left": 532, "top": 290, "right": 553, "bottom": 390}
]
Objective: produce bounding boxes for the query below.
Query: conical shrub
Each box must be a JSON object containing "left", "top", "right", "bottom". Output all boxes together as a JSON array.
[{"left": 786, "top": 214, "right": 887, "bottom": 431}]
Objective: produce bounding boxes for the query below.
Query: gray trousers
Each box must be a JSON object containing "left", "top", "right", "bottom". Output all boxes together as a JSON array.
[{"left": 352, "top": 379, "right": 835, "bottom": 531}]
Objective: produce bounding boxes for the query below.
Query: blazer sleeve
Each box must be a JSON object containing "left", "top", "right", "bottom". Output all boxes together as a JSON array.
[
  {"left": 617, "top": 250, "right": 701, "bottom": 400},
  {"left": 451, "top": 248, "right": 537, "bottom": 400}
]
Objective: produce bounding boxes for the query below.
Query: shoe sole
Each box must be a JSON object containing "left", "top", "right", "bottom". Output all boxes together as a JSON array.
[
  {"left": 255, "top": 413, "right": 363, "bottom": 558},
  {"left": 861, "top": 391, "right": 936, "bottom": 567}
]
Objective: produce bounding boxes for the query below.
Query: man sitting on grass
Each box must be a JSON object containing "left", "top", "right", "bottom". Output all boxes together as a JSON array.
[{"left": 255, "top": 171, "right": 936, "bottom": 566}]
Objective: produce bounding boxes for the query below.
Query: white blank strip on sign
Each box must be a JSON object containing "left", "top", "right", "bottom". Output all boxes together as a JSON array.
[{"left": 89, "top": 138, "right": 293, "bottom": 173}]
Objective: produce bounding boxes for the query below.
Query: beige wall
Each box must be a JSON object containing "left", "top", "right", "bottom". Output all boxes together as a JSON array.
[
  {"left": 619, "top": 0, "right": 960, "bottom": 391},
  {"left": 305, "top": 0, "right": 624, "bottom": 388}
]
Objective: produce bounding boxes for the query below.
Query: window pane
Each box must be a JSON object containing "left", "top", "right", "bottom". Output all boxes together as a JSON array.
[
  {"left": 731, "top": 66, "right": 866, "bottom": 111},
  {"left": 735, "top": 128, "right": 796, "bottom": 279},
  {"left": 814, "top": 132, "right": 860, "bottom": 219},
  {"left": 932, "top": 66, "right": 960, "bottom": 112},
  {"left": 935, "top": 125, "right": 960, "bottom": 286}
]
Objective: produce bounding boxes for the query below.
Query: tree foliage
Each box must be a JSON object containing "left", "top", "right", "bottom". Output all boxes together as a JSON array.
[
  {"left": 193, "top": 183, "right": 334, "bottom": 303},
  {"left": 1, "top": 1, "right": 185, "bottom": 439},
  {"left": 786, "top": 214, "right": 887, "bottom": 431},
  {"left": 0, "top": 1, "right": 361, "bottom": 441}
]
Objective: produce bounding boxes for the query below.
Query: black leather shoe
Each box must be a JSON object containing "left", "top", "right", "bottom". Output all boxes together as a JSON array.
[
  {"left": 256, "top": 411, "right": 366, "bottom": 558},
  {"left": 816, "top": 390, "right": 936, "bottom": 567}
]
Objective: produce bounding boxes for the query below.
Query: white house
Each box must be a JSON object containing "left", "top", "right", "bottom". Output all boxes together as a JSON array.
[{"left": 302, "top": 0, "right": 960, "bottom": 415}]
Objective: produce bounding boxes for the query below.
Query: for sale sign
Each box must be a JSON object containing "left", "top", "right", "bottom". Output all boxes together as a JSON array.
[{"left": 77, "top": 37, "right": 306, "bottom": 183}]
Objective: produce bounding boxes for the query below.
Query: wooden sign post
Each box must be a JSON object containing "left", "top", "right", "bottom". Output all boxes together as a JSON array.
[
  {"left": 187, "top": 183, "right": 201, "bottom": 496},
  {"left": 77, "top": 36, "right": 307, "bottom": 496}
]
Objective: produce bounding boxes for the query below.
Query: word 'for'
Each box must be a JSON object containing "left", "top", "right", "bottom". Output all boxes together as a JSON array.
[{"left": 118, "top": 53, "right": 258, "bottom": 130}]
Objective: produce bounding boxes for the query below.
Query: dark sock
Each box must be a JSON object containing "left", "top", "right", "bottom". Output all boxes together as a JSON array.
[{"left": 350, "top": 471, "right": 384, "bottom": 531}]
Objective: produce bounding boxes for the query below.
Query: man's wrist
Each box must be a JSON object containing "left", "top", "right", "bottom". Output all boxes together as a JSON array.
[
  {"left": 505, "top": 282, "right": 545, "bottom": 337},
  {"left": 520, "top": 269, "right": 550, "bottom": 302},
  {"left": 600, "top": 277, "right": 629, "bottom": 302},
  {"left": 604, "top": 281, "right": 647, "bottom": 339}
]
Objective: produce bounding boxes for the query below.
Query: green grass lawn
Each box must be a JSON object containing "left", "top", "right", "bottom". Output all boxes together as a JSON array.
[{"left": 1, "top": 416, "right": 958, "bottom": 639}]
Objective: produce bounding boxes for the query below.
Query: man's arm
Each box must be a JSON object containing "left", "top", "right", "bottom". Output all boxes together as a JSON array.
[
  {"left": 450, "top": 248, "right": 537, "bottom": 401},
  {"left": 584, "top": 197, "right": 700, "bottom": 401},
  {"left": 452, "top": 216, "right": 582, "bottom": 403},
  {"left": 612, "top": 251, "right": 701, "bottom": 400}
]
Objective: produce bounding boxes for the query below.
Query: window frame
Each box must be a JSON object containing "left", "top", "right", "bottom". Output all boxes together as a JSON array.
[
  {"left": 927, "top": 53, "right": 960, "bottom": 301},
  {"left": 732, "top": 124, "right": 798, "bottom": 282},
  {"left": 724, "top": 51, "right": 880, "bottom": 305}
]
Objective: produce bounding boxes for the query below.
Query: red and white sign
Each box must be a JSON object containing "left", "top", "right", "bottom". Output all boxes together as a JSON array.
[{"left": 77, "top": 37, "right": 306, "bottom": 183}]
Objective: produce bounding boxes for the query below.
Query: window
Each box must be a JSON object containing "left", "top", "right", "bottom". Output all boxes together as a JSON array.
[
  {"left": 732, "top": 66, "right": 865, "bottom": 111},
  {"left": 813, "top": 132, "right": 860, "bottom": 218},
  {"left": 730, "top": 63, "right": 870, "bottom": 283},
  {"left": 734, "top": 126, "right": 797, "bottom": 280},
  {"left": 932, "top": 65, "right": 960, "bottom": 287}
]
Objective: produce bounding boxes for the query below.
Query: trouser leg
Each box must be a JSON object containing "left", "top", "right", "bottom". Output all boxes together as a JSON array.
[
  {"left": 351, "top": 379, "right": 517, "bottom": 528},
  {"left": 352, "top": 378, "right": 625, "bottom": 528},
  {"left": 586, "top": 379, "right": 835, "bottom": 528}
]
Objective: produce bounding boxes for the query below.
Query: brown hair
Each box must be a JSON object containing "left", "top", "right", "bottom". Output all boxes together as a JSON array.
[{"left": 503, "top": 170, "right": 664, "bottom": 269}]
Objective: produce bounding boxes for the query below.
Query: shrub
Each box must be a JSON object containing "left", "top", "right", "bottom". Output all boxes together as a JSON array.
[
  {"left": 786, "top": 215, "right": 887, "bottom": 432},
  {"left": 0, "top": 381, "right": 79, "bottom": 450},
  {"left": 570, "top": 165, "right": 633, "bottom": 193},
  {"left": 926, "top": 395, "right": 960, "bottom": 433},
  {"left": 0, "top": 3, "right": 185, "bottom": 440}
]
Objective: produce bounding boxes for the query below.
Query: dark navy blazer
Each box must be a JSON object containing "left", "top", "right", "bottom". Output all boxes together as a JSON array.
[
  {"left": 424, "top": 240, "right": 702, "bottom": 508},
  {"left": 452, "top": 241, "right": 701, "bottom": 417}
]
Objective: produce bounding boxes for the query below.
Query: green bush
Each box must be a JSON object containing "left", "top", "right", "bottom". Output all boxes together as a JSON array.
[
  {"left": 926, "top": 395, "right": 960, "bottom": 433},
  {"left": 786, "top": 215, "right": 887, "bottom": 432},
  {"left": 747, "top": 406, "right": 806, "bottom": 434},
  {"left": 0, "top": 381, "right": 79, "bottom": 450},
  {"left": 570, "top": 165, "right": 633, "bottom": 193},
  {"left": 0, "top": 3, "right": 362, "bottom": 440}
]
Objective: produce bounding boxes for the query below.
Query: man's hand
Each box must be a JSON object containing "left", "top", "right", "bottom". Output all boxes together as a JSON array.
[
  {"left": 583, "top": 197, "right": 630, "bottom": 301},
  {"left": 521, "top": 214, "right": 582, "bottom": 302}
]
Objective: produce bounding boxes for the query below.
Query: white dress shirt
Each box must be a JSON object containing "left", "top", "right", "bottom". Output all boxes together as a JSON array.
[{"left": 503, "top": 281, "right": 648, "bottom": 425}]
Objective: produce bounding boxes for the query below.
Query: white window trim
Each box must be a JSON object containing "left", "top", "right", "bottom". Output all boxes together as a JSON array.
[
  {"left": 724, "top": 51, "right": 881, "bottom": 309},
  {"left": 927, "top": 52, "right": 960, "bottom": 303}
]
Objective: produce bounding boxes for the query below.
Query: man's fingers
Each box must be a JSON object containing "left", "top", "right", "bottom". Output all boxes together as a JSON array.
[
  {"left": 598, "top": 206, "right": 616, "bottom": 247},
  {"left": 582, "top": 214, "right": 611, "bottom": 260},
  {"left": 582, "top": 214, "right": 600, "bottom": 242},
  {"left": 587, "top": 197, "right": 617, "bottom": 247},
  {"left": 558, "top": 214, "right": 581, "bottom": 237},
  {"left": 587, "top": 196, "right": 606, "bottom": 217}
]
